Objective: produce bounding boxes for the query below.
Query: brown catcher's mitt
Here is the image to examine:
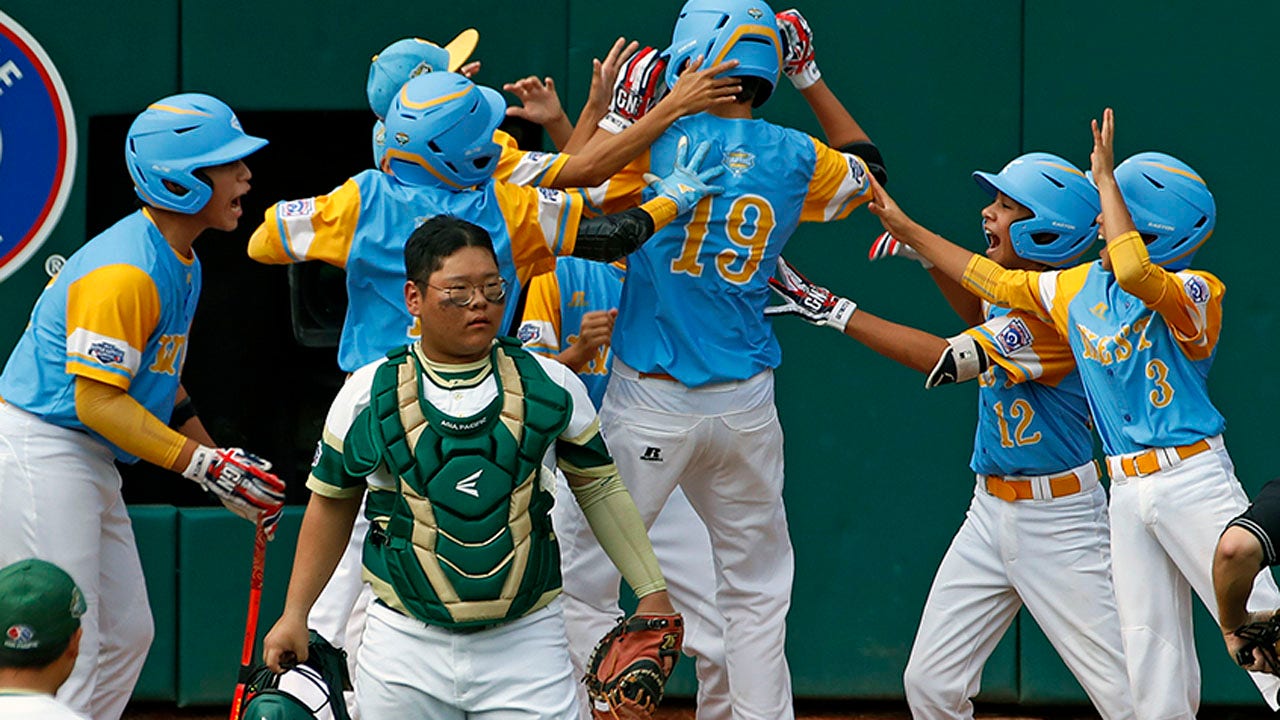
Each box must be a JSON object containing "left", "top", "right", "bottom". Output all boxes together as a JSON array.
[{"left": 583, "top": 613, "right": 683, "bottom": 719}]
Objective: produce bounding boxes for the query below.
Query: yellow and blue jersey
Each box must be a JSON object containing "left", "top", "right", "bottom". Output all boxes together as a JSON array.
[
  {"left": 517, "top": 258, "right": 626, "bottom": 409},
  {"left": 249, "top": 169, "right": 583, "bottom": 371},
  {"left": 0, "top": 210, "right": 199, "bottom": 462},
  {"left": 592, "top": 115, "right": 871, "bottom": 387},
  {"left": 963, "top": 305, "right": 1093, "bottom": 476},
  {"left": 964, "top": 258, "right": 1226, "bottom": 455}
]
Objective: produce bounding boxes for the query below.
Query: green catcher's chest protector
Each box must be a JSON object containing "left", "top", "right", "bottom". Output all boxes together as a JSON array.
[{"left": 344, "top": 339, "right": 572, "bottom": 628}]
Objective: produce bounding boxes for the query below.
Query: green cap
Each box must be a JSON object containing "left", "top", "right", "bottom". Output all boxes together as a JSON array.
[{"left": 0, "top": 559, "right": 86, "bottom": 666}]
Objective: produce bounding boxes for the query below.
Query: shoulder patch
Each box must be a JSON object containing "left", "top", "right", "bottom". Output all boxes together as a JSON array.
[
  {"left": 517, "top": 322, "right": 540, "bottom": 344},
  {"left": 87, "top": 340, "right": 125, "bottom": 365},
  {"left": 996, "top": 317, "right": 1034, "bottom": 355},
  {"left": 1184, "top": 274, "right": 1210, "bottom": 304},
  {"left": 280, "top": 198, "right": 315, "bottom": 217}
]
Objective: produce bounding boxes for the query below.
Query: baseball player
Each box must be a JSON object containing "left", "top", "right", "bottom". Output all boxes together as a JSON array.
[
  {"left": 262, "top": 216, "right": 680, "bottom": 719},
  {"left": 874, "top": 108, "right": 1280, "bottom": 714},
  {"left": 0, "top": 559, "right": 90, "bottom": 720},
  {"left": 571, "top": 2, "right": 886, "bottom": 717},
  {"left": 269, "top": 63, "right": 720, "bottom": 693},
  {"left": 764, "top": 153, "right": 1135, "bottom": 718},
  {"left": 1216, "top": 478, "right": 1280, "bottom": 675},
  {"left": 0, "top": 94, "right": 285, "bottom": 720},
  {"left": 517, "top": 258, "right": 730, "bottom": 720}
]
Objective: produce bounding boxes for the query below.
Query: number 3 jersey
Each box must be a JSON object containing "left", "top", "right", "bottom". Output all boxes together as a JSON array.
[
  {"left": 0, "top": 210, "right": 199, "bottom": 462},
  {"left": 582, "top": 114, "right": 872, "bottom": 387},
  {"left": 963, "top": 304, "right": 1093, "bottom": 477},
  {"left": 964, "top": 257, "right": 1225, "bottom": 456}
]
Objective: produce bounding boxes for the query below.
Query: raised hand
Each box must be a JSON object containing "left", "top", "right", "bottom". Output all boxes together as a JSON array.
[
  {"left": 662, "top": 56, "right": 743, "bottom": 117},
  {"left": 503, "top": 75, "right": 566, "bottom": 126},
  {"left": 866, "top": 174, "right": 919, "bottom": 242},
  {"left": 1090, "top": 107, "right": 1116, "bottom": 182},
  {"left": 776, "top": 8, "right": 821, "bottom": 90}
]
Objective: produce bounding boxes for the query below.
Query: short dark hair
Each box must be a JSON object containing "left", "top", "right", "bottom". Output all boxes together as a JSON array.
[
  {"left": 737, "top": 76, "right": 772, "bottom": 107},
  {"left": 404, "top": 216, "right": 499, "bottom": 285}
]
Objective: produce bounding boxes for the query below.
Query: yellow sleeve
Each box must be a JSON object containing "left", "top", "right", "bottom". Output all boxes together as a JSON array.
[
  {"left": 1107, "top": 230, "right": 1221, "bottom": 351},
  {"left": 75, "top": 377, "right": 187, "bottom": 470},
  {"left": 64, "top": 264, "right": 161, "bottom": 391},
  {"left": 961, "top": 255, "right": 1052, "bottom": 316},
  {"left": 963, "top": 309, "right": 1076, "bottom": 387},
  {"left": 799, "top": 138, "right": 873, "bottom": 223},
  {"left": 518, "top": 270, "right": 563, "bottom": 356},
  {"left": 491, "top": 129, "right": 570, "bottom": 188},
  {"left": 247, "top": 179, "right": 363, "bottom": 268},
  {"left": 571, "top": 153, "right": 651, "bottom": 218},
  {"left": 495, "top": 182, "right": 584, "bottom": 283}
]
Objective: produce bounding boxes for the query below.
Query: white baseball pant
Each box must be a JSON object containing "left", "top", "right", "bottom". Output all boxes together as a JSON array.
[
  {"left": 553, "top": 473, "right": 729, "bottom": 720},
  {"left": 0, "top": 403, "right": 153, "bottom": 720},
  {"left": 601, "top": 363, "right": 793, "bottom": 720},
  {"left": 1107, "top": 436, "right": 1280, "bottom": 717},
  {"left": 903, "top": 462, "right": 1134, "bottom": 719},
  {"left": 356, "top": 598, "right": 579, "bottom": 720}
]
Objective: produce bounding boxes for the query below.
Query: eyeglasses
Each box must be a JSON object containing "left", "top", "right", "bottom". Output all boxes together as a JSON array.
[{"left": 426, "top": 277, "right": 507, "bottom": 307}]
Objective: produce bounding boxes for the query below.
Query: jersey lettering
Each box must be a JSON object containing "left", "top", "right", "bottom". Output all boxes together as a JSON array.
[
  {"left": 992, "top": 398, "right": 1042, "bottom": 448},
  {"left": 148, "top": 334, "right": 186, "bottom": 375}
]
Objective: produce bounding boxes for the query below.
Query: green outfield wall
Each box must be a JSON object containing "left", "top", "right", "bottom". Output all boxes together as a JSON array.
[{"left": 5, "top": 0, "right": 1278, "bottom": 707}]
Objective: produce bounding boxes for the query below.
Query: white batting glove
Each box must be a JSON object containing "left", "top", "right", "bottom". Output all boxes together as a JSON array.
[
  {"left": 776, "top": 9, "right": 821, "bottom": 90},
  {"left": 599, "top": 45, "right": 668, "bottom": 135},
  {"left": 764, "top": 257, "right": 856, "bottom": 331},
  {"left": 184, "top": 446, "right": 286, "bottom": 536},
  {"left": 868, "top": 231, "right": 933, "bottom": 269}
]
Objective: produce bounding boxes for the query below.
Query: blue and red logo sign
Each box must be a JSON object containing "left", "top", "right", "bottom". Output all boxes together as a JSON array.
[{"left": 0, "top": 11, "right": 76, "bottom": 283}]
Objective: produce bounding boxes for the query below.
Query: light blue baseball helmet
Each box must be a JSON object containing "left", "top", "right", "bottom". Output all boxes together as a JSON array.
[
  {"left": 372, "top": 119, "right": 386, "bottom": 170},
  {"left": 382, "top": 72, "right": 505, "bottom": 189},
  {"left": 366, "top": 32, "right": 479, "bottom": 119},
  {"left": 664, "top": 0, "right": 782, "bottom": 107},
  {"left": 1113, "top": 152, "right": 1215, "bottom": 271},
  {"left": 973, "top": 152, "right": 1101, "bottom": 267},
  {"left": 125, "top": 93, "right": 267, "bottom": 214}
]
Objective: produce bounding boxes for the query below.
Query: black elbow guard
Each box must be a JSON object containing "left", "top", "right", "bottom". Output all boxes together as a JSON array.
[
  {"left": 571, "top": 208, "right": 656, "bottom": 262},
  {"left": 840, "top": 140, "right": 887, "bottom": 186}
]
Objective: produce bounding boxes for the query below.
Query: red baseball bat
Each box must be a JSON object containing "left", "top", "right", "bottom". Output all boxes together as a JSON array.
[{"left": 229, "top": 518, "right": 268, "bottom": 720}]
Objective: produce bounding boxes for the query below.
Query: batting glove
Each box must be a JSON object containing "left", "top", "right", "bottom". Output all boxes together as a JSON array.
[
  {"left": 776, "top": 9, "right": 821, "bottom": 90},
  {"left": 869, "top": 231, "right": 933, "bottom": 269},
  {"left": 644, "top": 136, "right": 724, "bottom": 216},
  {"left": 599, "top": 45, "right": 668, "bottom": 135},
  {"left": 764, "top": 256, "right": 857, "bottom": 331},
  {"left": 184, "top": 447, "right": 286, "bottom": 536}
]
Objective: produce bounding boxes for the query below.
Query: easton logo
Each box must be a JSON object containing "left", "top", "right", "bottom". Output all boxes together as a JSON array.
[
  {"left": 456, "top": 469, "right": 482, "bottom": 497},
  {"left": 640, "top": 446, "right": 663, "bottom": 462},
  {"left": 0, "top": 11, "right": 78, "bottom": 283},
  {"left": 88, "top": 341, "right": 125, "bottom": 365}
]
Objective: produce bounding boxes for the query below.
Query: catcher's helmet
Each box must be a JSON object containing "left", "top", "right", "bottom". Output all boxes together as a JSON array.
[
  {"left": 972, "top": 152, "right": 1100, "bottom": 267},
  {"left": 125, "top": 93, "right": 267, "bottom": 214},
  {"left": 238, "top": 632, "right": 351, "bottom": 720},
  {"left": 366, "top": 32, "right": 479, "bottom": 119},
  {"left": 1113, "top": 152, "right": 1215, "bottom": 271},
  {"left": 382, "top": 72, "right": 505, "bottom": 189},
  {"left": 664, "top": 0, "right": 782, "bottom": 107}
]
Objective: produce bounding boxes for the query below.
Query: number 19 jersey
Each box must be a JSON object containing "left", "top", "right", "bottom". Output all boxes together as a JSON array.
[{"left": 601, "top": 115, "right": 871, "bottom": 387}]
